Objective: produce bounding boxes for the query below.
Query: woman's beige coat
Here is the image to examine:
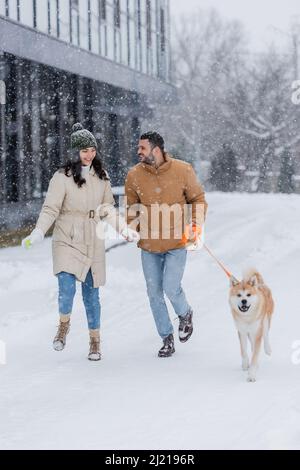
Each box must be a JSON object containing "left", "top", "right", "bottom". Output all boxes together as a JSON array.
[{"left": 36, "top": 168, "right": 124, "bottom": 287}]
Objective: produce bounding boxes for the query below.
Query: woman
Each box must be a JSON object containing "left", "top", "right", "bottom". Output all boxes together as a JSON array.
[{"left": 22, "top": 123, "right": 139, "bottom": 361}]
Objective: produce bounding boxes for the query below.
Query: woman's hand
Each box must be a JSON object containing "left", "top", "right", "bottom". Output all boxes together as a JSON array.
[
  {"left": 21, "top": 228, "right": 44, "bottom": 249},
  {"left": 121, "top": 226, "right": 140, "bottom": 243}
]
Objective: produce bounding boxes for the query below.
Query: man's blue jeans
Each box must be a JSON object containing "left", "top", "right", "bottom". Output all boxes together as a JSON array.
[
  {"left": 57, "top": 269, "right": 100, "bottom": 330},
  {"left": 141, "top": 249, "right": 190, "bottom": 339}
]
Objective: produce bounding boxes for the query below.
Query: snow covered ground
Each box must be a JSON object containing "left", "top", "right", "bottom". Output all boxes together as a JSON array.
[{"left": 1, "top": 192, "right": 300, "bottom": 450}]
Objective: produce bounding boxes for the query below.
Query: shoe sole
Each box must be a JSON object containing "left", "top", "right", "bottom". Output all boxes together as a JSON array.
[
  {"left": 179, "top": 328, "right": 193, "bottom": 343},
  {"left": 53, "top": 341, "right": 65, "bottom": 351},
  {"left": 158, "top": 349, "right": 175, "bottom": 358},
  {"left": 88, "top": 355, "right": 102, "bottom": 361}
]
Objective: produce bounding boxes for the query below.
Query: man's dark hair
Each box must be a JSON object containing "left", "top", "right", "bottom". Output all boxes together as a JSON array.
[{"left": 140, "top": 131, "right": 165, "bottom": 154}]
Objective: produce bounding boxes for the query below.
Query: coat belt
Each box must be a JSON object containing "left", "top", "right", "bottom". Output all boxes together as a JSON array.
[
  {"left": 61, "top": 209, "right": 99, "bottom": 219},
  {"left": 60, "top": 210, "right": 101, "bottom": 245}
]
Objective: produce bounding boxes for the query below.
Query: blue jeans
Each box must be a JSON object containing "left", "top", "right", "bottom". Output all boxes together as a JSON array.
[
  {"left": 141, "top": 249, "right": 190, "bottom": 339},
  {"left": 57, "top": 269, "right": 101, "bottom": 330}
]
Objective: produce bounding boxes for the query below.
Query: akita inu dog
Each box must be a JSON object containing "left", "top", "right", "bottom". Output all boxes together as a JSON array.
[{"left": 229, "top": 269, "right": 274, "bottom": 382}]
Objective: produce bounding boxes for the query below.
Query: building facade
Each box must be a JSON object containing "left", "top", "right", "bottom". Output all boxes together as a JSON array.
[{"left": 0, "top": 0, "right": 173, "bottom": 229}]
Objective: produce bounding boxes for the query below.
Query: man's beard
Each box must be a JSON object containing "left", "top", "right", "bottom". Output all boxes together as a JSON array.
[{"left": 139, "top": 152, "right": 155, "bottom": 165}]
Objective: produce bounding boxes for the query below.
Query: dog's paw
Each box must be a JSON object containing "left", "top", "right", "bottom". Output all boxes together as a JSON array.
[
  {"left": 247, "top": 367, "right": 257, "bottom": 382},
  {"left": 247, "top": 375, "right": 256, "bottom": 382},
  {"left": 242, "top": 359, "right": 249, "bottom": 371}
]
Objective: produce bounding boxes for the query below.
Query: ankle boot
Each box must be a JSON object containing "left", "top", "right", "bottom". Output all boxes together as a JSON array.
[
  {"left": 53, "top": 315, "right": 71, "bottom": 351},
  {"left": 88, "top": 329, "right": 101, "bottom": 361}
]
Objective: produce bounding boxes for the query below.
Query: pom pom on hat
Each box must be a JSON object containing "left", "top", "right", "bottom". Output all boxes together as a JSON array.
[{"left": 72, "top": 123, "right": 84, "bottom": 133}]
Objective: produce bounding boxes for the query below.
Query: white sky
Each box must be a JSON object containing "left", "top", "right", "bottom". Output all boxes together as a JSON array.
[{"left": 170, "top": 0, "right": 300, "bottom": 50}]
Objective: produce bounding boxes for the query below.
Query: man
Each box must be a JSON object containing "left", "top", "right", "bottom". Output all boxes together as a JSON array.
[{"left": 125, "top": 132, "right": 208, "bottom": 358}]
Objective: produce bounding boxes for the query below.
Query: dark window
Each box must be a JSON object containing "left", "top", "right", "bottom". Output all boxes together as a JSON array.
[
  {"left": 33, "top": 0, "right": 37, "bottom": 28},
  {"left": 70, "top": 0, "right": 79, "bottom": 13},
  {"left": 146, "top": 0, "right": 151, "bottom": 47},
  {"left": 99, "top": 0, "right": 108, "bottom": 56},
  {"left": 100, "top": 0, "right": 106, "bottom": 21},
  {"left": 17, "top": 0, "right": 20, "bottom": 21},
  {"left": 160, "top": 8, "right": 165, "bottom": 52},
  {"left": 114, "top": 0, "right": 120, "bottom": 28},
  {"left": 47, "top": 0, "right": 59, "bottom": 36},
  {"left": 127, "top": 0, "right": 130, "bottom": 65},
  {"left": 5, "top": 0, "right": 9, "bottom": 16},
  {"left": 88, "top": 0, "right": 91, "bottom": 50},
  {"left": 137, "top": 0, "right": 141, "bottom": 40},
  {"left": 56, "top": 0, "right": 60, "bottom": 38},
  {"left": 70, "top": 0, "right": 80, "bottom": 46},
  {"left": 48, "top": 0, "right": 51, "bottom": 34}
]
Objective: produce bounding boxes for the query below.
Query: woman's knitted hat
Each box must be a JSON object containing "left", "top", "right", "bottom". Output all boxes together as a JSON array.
[{"left": 70, "top": 123, "right": 98, "bottom": 150}]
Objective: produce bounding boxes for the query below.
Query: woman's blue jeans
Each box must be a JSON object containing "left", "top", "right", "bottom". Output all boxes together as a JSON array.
[{"left": 57, "top": 269, "right": 101, "bottom": 330}]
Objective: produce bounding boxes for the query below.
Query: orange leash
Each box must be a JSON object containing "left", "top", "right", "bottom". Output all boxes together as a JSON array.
[
  {"left": 203, "top": 243, "right": 239, "bottom": 284},
  {"left": 183, "top": 224, "right": 239, "bottom": 283}
]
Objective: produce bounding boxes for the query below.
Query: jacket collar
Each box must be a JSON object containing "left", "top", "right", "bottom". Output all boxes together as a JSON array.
[{"left": 141, "top": 153, "right": 173, "bottom": 175}]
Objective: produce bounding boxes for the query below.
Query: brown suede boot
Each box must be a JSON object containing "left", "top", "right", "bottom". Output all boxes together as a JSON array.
[
  {"left": 88, "top": 329, "right": 101, "bottom": 361},
  {"left": 53, "top": 315, "right": 71, "bottom": 351}
]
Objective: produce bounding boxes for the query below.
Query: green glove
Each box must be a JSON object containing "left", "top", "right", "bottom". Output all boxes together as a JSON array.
[{"left": 24, "top": 239, "right": 32, "bottom": 249}]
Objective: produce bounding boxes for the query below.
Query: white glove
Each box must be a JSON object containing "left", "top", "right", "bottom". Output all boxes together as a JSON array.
[
  {"left": 121, "top": 226, "right": 140, "bottom": 243},
  {"left": 21, "top": 228, "right": 44, "bottom": 249}
]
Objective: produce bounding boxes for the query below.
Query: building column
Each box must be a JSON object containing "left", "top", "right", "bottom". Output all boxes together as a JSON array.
[
  {"left": 108, "top": 113, "right": 120, "bottom": 186},
  {"left": 0, "top": 52, "right": 7, "bottom": 203},
  {"left": 0, "top": 99, "right": 6, "bottom": 202},
  {"left": 16, "top": 58, "right": 25, "bottom": 202},
  {"left": 98, "top": 112, "right": 111, "bottom": 171},
  {"left": 91, "top": 81, "right": 106, "bottom": 150},
  {"left": 23, "top": 61, "right": 32, "bottom": 200},
  {"left": 58, "top": 74, "right": 69, "bottom": 165},
  {"left": 77, "top": 76, "right": 85, "bottom": 123},
  {"left": 31, "top": 63, "right": 42, "bottom": 198},
  {"left": 45, "top": 69, "right": 60, "bottom": 178},
  {"left": 131, "top": 116, "right": 140, "bottom": 154}
]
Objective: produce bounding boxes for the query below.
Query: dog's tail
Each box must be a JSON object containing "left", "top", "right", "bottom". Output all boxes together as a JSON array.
[{"left": 243, "top": 268, "right": 265, "bottom": 287}]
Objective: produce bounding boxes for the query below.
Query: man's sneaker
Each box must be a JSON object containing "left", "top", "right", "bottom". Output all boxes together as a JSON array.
[
  {"left": 158, "top": 334, "right": 175, "bottom": 358},
  {"left": 53, "top": 319, "right": 70, "bottom": 351},
  {"left": 178, "top": 309, "right": 193, "bottom": 343}
]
